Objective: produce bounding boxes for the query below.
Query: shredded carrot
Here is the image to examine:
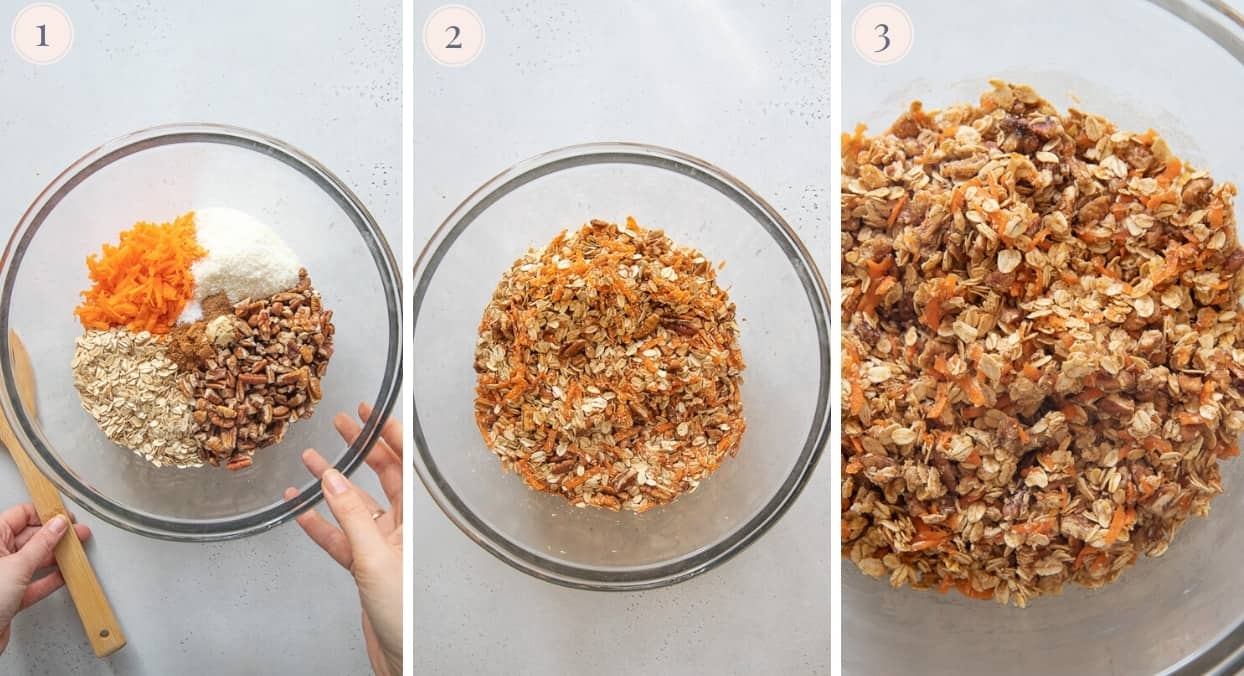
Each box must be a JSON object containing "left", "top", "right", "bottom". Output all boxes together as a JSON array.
[
  {"left": 1012, "top": 516, "right": 1055, "bottom": 535},
  {"left": 857, "top": 257, "right": 895, "bottom": 315},
  {"left": 1103, "top": 506, "right": 1130, "bottom": 546},
  {"left": 1157, "top": 157, "right": 1183, "bottom": 186},
  {"left": 927, "top": 383, "right": 949, "bottom": 420},
  {"left": 910, "top": 522, "right": 951, "bottom": 551},
  {"left": 1145, "top": 189, "right": 1176, "bottom": 211},
  {"left": 842, "top": 123, "right": 868, "bottom": 156},
  {"left": 955, "top": 581, "right": 995, "bottom": 600},
  {"left": 921, "top": 275, "right": 958, "bottom": 329},
  {"left": 849, "top": 382, "right": 866, "bottom": 417},
  {"left": 75, "top": 212, "right": 204, "bottom": 334},
  {"left": 887, "top": 194, "right": 908, "bottom": 227},
  {"left": 1178, "top": 412, "right": 1205, "bottom": 426},
  {"left": 960, "top": 406, "right": 985, "bottom": 420},
  {"left": 1207, "top": 202, "right": 1226, "bottom": 228},
  {"left": 866, "top": 257, "right": 893, "bottom": 280},
  {"left": 959, "top": 375, "right": 986, "bottom": 406}
]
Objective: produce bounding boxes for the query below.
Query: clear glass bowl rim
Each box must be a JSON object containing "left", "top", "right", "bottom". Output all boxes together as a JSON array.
[
  {"left": 0, "top": 123, "right": 403, "bottom": 541},
  {"left": 411, "top": 141, "right": 833, "bottom": 590}
]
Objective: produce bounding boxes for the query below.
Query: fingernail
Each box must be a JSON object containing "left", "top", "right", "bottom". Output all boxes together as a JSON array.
[
  {"left": 47, "top": 515, "right": 68, "bottom": 536},
  {"left": 324, "top": 469, "right": 350, "bottom": 496}
]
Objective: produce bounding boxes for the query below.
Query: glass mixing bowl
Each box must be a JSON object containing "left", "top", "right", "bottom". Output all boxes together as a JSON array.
[
  {"left": 842, "top": 0, "right": 1244, "bottom": 673},
  {"left": 412, "top": 143, "right": 831, "bottom": 589},
  {"left": 0, "top": 124, "right": 402, "bottom": 541}
]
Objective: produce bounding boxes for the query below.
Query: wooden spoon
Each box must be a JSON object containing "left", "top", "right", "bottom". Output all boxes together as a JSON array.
[{"left": 0, "top": 329, "right": 126, "bottom": 657}]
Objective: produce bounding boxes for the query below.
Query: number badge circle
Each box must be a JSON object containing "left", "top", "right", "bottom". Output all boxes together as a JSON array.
[
  {"left": 852, "top": 2, "right": 913, "bottom": 66},
  {"left": 423, "top": 4, "right": 484, "bottom": 67},
  {"left": 11, "top": 2, "right": 73, "bottom": 65}
]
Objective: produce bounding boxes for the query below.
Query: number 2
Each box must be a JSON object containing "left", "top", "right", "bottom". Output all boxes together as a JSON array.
[
  {"left": 36, "top": 23, "right": 48, "bottom": 47},
  {"left": 445, "top": 25, "right": 462, "bottom": 49},
  {"left": 874, "top": 23, "right": 890, "bottom": 53}
]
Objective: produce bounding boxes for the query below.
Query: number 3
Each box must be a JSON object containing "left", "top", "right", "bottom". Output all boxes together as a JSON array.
[
  {"left": 445, "top": 25, "right": 462, "bottom": 49},
  {"left": 874, "top": 23, "right": 890, "bottom": 53}
]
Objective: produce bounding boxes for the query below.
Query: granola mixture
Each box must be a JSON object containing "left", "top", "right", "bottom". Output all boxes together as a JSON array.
[
  {"left": 474, "top": 218, "right": 746, "bottom": 512},
  {"left": 72, "top": 211, "right": 333, "bottom": 470},
  {"left": 842, "top": 82, "right": 1244, "bottom": 606}
]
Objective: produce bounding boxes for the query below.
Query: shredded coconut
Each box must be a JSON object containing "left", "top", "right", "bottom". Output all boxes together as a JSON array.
[{"left": 186, "top": 207, "right": 301, "bottom": 307}]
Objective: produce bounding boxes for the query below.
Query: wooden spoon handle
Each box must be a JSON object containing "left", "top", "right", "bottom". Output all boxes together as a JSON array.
[
  {"left": 3, "top": 328, "right": 126, "bottom": 657},
  {"left": 5, "top": 436, "right": 127, "bottom": 656},
  {"left": 51, "top": 519, "right": 128, "bottom": 657}
]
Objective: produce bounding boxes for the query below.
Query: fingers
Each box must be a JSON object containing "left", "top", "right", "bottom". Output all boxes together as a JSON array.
[
  {"left": 0, "top": 503, "right": 39, "bottom": 535},
  {"left": 19, "top": 571, "right": 64, "bottom": 610},
  {"left": 14, "top": 524, "right": 91, "bottom": 565},
  {"left": 337, "top": 413, "right": 401, "bottom": 507},
  {"left": 11, "top": 515, "right": 68, "bottom": 575},
  {"left": 318, "top": 469, "right": 390, "bottom": 575},
  {"left": 301, "top": 449, "right": 384, "bottom": 514},
  {"left": 285, "top": 486, "right": 352, "bottom": 569},
  {"left": 300, "top": 447, "right": 334, "bottom": 478},
  {"left": 358, "top": 402, "right": 403, "bottom": 458},
  {"left": 3, "top": 505, "right": 82, "bottom": 541}
]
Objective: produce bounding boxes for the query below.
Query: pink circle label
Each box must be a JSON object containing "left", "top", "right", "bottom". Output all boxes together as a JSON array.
[
  {"left": 852, "top": 3, "right": 913, "bottom": 66},
  {"left": 11, "top": 3, "right": 73, "bottom": 65},
  {"left": 423, "top": 5, "right": 485, "bottom": 67}
]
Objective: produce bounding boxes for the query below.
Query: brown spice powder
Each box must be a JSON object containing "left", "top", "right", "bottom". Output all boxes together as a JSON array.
[
  {"left": 166, "top": 294, "right": 237, "bottom": 371},
  {"left": 167, "top": 321, "right": 212, "bottom": 371},
  {"left": 201, "top": 292, "right": 232, "bottom": 321}
]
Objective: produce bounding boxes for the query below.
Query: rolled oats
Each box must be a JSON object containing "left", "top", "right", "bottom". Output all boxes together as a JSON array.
[{"left": 71, "top": 328, "right": 201, "bottom": 467}]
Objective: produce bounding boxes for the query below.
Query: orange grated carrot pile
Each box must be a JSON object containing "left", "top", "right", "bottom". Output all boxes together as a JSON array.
[{"left": 74, "top": 212, "right": 205, "bottom": 335}]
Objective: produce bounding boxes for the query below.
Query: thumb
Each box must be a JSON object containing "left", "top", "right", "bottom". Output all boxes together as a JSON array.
[
  {"left": 320, "top": 470, "right": 388, "bottom": 571},
  {"left": 13, "top": 515, "right": 68, "bottom": 575}
]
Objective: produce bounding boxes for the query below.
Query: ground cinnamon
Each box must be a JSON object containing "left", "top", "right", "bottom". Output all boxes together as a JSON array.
[{"left": 167, "top": 321, "right": 213, "bottom": 371}]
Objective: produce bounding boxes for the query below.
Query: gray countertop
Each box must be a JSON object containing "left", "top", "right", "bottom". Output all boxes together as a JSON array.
[
  {"left": 413, "top": 2, "right": 831, "bottom": 674},
  {"left": 0, "top": 1, "right": 399, "bottom": 674}
]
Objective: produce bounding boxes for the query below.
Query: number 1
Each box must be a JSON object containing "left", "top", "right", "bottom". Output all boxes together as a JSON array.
[{"left": 36, "top": 24, "right": 48, "bottom": 47}]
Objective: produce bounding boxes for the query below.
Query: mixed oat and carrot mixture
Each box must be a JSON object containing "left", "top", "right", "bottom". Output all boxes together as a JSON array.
[
  {"left": 71, "top": 210, "right": 333, "bottom": 470},
  {"left": 474, "top": 218, "right": 746, "bottom": 512},
  {"left": 842, "top": 82, "right": 1244, "bottom": 606}
]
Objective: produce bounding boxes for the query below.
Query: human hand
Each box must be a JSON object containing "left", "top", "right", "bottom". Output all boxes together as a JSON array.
[
  {"left": 0, "top": 505, "right": 92, "bottom": 655},
  {"left": 284, "top": 403, "right": 402, "bottom": 676}
]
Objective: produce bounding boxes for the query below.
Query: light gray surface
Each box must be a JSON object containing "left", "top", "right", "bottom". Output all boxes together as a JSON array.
[
  {"left": 0, "top": 2, "right": 399, "bottom": 674},
  {"left": 413, "top": 2, "right": 830, "bottom": 674}
]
